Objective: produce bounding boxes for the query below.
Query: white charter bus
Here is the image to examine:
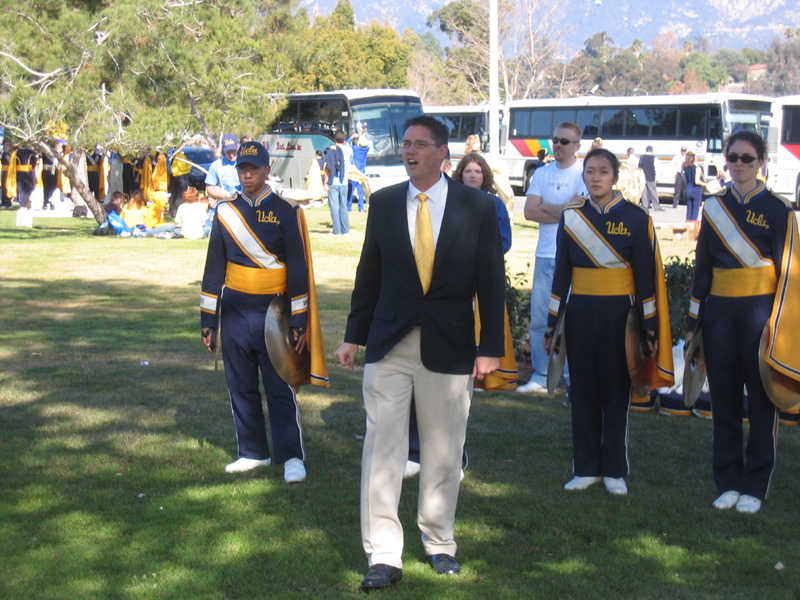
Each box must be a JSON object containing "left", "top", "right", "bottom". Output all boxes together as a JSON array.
[
  {"left": 503, "top": 94, "right": 772, "bottom": 194},
  {"left": 767, "top": 95, "right": 800, "bottom": 209},
  {"left": 260, "top": 89, "right": 423, "bottom": 192}
]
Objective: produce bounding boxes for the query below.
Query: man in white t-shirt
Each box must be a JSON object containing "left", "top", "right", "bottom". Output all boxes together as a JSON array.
[{"left": 517, "top": 122, "right": 587, "bottom": 393}]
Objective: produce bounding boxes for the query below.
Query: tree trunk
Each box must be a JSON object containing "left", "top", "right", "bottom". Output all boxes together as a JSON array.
[{"left": 34, "top": 142, "right": 107, "bottom": 225}]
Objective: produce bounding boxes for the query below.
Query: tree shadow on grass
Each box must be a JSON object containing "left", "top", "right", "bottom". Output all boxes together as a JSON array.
[{"left": 2, "top": 275, "right": 800, "bottom": 599}]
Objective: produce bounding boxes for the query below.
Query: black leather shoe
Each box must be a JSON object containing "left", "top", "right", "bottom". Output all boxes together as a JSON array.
[
  {"left": 430, "top": 554, "right": 461, "bottom": 575},
  {"left": 360, "top": 564, "right": 403, "bottom": 592}
]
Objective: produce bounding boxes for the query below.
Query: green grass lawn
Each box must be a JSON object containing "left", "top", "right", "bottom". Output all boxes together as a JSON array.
[{"left": 1, "top": 207, "right": 798, "bottom": 600}]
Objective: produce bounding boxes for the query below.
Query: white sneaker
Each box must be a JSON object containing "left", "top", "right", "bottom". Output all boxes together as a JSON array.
[
  {"left": 284, "top": 458, "right": 306, "bottom": 483},
  {"left": 712, "top": 490, "right": 741, "bottom": 510},
  {"left": 603, "top": 477, "right": 628, "bottom": 495},
  {"left": 461, "top": 469, "right": 465, "bottom": 481},
  {"left": 225, "top": 457, "right": 270, "bottom": 473},
  {"left": 403, "top": 460, "right": 420, "bottom": 479},
  {"left": 736, "top": 494, "right": 762, "bottom": 514},
  {"left": 564, "top": 476, "right": 601, "bottom": 491},
  {"left": 516, "top": 380, "right": 548, "bottom": 393}
]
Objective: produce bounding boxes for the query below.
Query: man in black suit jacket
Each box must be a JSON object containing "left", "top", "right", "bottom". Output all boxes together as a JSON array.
[{"left": 336, "top": 115, "right": 505, "bottom": 591}]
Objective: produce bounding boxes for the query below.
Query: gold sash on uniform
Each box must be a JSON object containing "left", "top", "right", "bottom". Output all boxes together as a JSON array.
[{"left": 473, "top": 297, "right": 518, "bottom": 391}]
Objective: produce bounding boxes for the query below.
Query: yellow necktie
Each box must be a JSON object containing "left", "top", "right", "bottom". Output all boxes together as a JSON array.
[{"left": 414, "top": 193, "right": 434, "bottom": 293}]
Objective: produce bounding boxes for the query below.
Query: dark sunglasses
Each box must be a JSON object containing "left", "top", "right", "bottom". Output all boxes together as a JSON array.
[
  {"left": 726, "top": 153, "right": 758, "bottom": 165},
  {"left": 552, "top": 137, "right": 578, "bottom": 146}
]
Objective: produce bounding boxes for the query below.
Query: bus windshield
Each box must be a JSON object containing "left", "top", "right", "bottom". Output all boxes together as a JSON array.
[{"left": 352, "top": 101, "right": 422, "bottom": 160}]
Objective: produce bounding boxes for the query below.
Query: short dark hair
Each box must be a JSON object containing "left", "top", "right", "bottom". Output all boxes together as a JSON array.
[
  {"left": 333, "top": 130, "right": 347, "bottom": 144},
  {"left": 646, "top": 145, "right": 653, "bottom": 153},
  {"left": 403, "top": 115, "right": 449, "bottom": 147},
  {"left": 110, "top": 191, "right": 124, "bottom": 202},
  {"left": 452, "top": 153, "right": 496, "bottom": 194},
  {"left": 725, "top": 130, "right": 766, "bottom": 160},
  {"left": 583, "top": 148, "right": 620, "bottom": 178}
]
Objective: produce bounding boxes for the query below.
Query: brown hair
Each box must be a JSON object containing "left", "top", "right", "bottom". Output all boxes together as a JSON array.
[
  {"left": 684, "top": 151, "right": 696, "bottom": 167},
  {"left": 452, "top": 153, "right": 496, "bottom": 194},
  {"left": 128, "top": 190, "right": 145, "bottom": 209},
  {"left": 182, "top": 187, "right": 199, "bottom": 204}
]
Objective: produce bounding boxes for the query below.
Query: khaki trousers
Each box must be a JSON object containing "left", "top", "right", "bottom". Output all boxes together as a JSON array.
[{"left": 361, "top": 327, "right": 471, "bottom": 568}]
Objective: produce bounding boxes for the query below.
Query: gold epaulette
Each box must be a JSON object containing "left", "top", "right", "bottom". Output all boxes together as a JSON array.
[{"left": 564, "top": 196, "right": 586, "bottom": 210}]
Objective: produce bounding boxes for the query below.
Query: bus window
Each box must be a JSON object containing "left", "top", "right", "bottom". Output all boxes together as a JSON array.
[
  {"left": 529, "top": 110, "right": 554, "bottom": 137},
  {"left": 435, "top": 116, "right": 461, "bottom": 141},
  {"left": 678, "top": 107, "right": 706, "bottom": 138},
  {"left": 649, "top": 107, "right": 678, "bottom": 137},
  {"left": 707, "top": 107, "right": 723, "bottom": 152},
  {"left": 602, "top": 108, "right": 626, "bottom": 137},
  {"left": 389, "top": 102, "right": 427, "bottom": 143},
  {"left": 576, "top": 108, "right": 601, "bottom": 137},
  {"left": 553, "top": 109, "right": 576, "bottom": 130},
  {"left": 352, "top": 104, "right": 393, "bottom": 157},
  {"left": 784, "top": 107, "right": 800, "bottom": 143},
  {"left": 459, "top": 115, "right": 481, "bottom": 140},
  {"left": 627, "top": 107, "right": 650, "bottom": 137},
  {"left": 511, "top": 110, "right": 531, "bottom": 137},
  {"left": 320, "top": 100, "right": 346, "bottom": 133}
]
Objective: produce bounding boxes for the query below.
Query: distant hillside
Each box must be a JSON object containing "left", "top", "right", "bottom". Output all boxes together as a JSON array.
[{"left": 304, "top": 0, "right": 800, "bottom": 55}]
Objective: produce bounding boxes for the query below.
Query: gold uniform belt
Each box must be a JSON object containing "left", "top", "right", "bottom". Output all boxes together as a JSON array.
[
  {"left": 225, "top": 262, "right": 287, "bottom": 295},
  {"left": 710, "top": 266, "right": 777, "bottom": 297},
  {"left": 571, "top": 266, "right": 635, "bottom": 296},
  {"left": 15, "top": 165, "right": 33, "bottom": 172}
]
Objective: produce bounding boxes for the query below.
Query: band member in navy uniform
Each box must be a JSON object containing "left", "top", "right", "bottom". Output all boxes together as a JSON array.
[
  {"left": 200, "top": 141, "right": 329, "bottom": 483},
  {"left": 1, "top": 141, "right": 14, "bottom": 208},
  {"left": 11, "top": 146, "right": 39, "bottom": 208},
  {"left": 686, "top": 130, "right": 800, "bottom": 514},
  {"left": 545, "top": 149, "right": 673, "bottom": 496}
]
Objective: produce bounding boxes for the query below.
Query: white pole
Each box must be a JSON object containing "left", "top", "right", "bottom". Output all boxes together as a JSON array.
[{"left": 488, "top": 0, "right": 500, "bottom": 167}]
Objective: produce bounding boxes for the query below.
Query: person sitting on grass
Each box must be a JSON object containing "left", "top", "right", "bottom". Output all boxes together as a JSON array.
[{"left": 173, "top": 187, "right": 209, "bottom": 240}]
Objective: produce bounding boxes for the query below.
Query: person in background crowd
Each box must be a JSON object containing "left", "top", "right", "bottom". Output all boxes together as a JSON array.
[
  {"left": 86, "top": 144, "right": 107, "bottom": 202},
  {"left": 685, "top": 130, "right": 800, "bottom": 515},
  {"left": 1, "top": 141, "right": 14, "bottom": 208},
  {"left": 464, "top": 134, "right": 482, "bottom": 155},
  {"left": 323, "top": 129, "right": 353, "bottom": 236},
  {"left": 591, "top": 137, "right": 604, "bottom": 150},
  {"left": 671, "top": 146, "right": 687, "bottom": 208},
  {"left": 205, "top": 134, "right": 241, "bottom": 202},
  {"left": 174, "top": 187, "right": 210, "bottom": 240},
  {"left": 168, "top": 141, "right": 192, "bottom": 218},
  {"left": 10, "top": 145, "right": 39, "bottom": 209},
  {"left": 517, "top": 122, "right": 587, "bottom": 394},
  {"left": 350, "top": 134, "right": 369, "bottom": 212},
  {"left": 638, "top": 146, "right": 663, "bottom": 211},
  {"left": 40, "top": 145, "right": 60, "bottom": 210},
  {"left": 684, "top": 151, "right": 707, "bottom": 221},
  {"left": 121, "top": 190, "right": 148, "bottom": 228},
  {"left": 545, "top": 148, "right": 673, "bottom": 496},
  {"left": 201, "top": 141, "right": 328, "bottom": 482},
  {"left": 626, "top": 147, "right": 638, "bottom": 167},
  {"left": 104, "top": 191, "right": 124, "bottom": 216},
  {"left": 537, "top": 148, "right": 553, "bottom": 166}
]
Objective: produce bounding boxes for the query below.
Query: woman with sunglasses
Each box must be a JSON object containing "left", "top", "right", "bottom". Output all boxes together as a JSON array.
[
  {"left": 684, "top": 151, "right": 707, "bottom": 221},
  {"left": 685, "top": 130, "right": 800, "bottom": 514},
  {"left": 544, "top": 149, "right": 673, "bottom": 496}
]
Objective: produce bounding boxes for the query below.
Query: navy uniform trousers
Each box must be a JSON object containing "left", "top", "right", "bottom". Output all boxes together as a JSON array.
[
  {"left": 220, "top": 288, "right": 304, "bottom": 464},
  {"left": 566, "top": 294, "right": 632, "bottom": 478},
  {"left": 704, "top": 294, "right": 778, "bottom": 500}
]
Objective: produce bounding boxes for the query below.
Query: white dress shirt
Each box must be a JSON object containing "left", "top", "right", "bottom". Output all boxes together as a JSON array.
[{"left": 407, "top": 174, "right": 448, "bottom": 251}]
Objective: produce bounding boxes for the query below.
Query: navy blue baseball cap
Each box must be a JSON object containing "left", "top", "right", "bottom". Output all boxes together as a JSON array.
[
  {"left": 237, "top": 141, "right": 270, "bottom": 168},
  {"left": 221, "top": 134, "right": 239, "bottom": 152}
]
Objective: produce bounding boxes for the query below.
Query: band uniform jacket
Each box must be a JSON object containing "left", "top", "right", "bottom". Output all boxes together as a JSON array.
[
  {"left": 200, "top": 186, "right": 329, "bottom": 387},
  {"left": 547, "top": 193, "right": 674, "bottom": 388},
  {"left": 687, "top": 183, "right": 800, "bottom": 383},
  {"left": 344, "top": 177, "right": 506, "bottom": 375}
]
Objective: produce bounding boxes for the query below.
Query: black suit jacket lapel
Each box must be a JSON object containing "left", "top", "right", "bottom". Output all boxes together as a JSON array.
[
  {"left": 388, "top": 182, "right": 418, "bottom": 277},
  {"left": 433, "top": 180, "right": 469, "bottom": 275}
]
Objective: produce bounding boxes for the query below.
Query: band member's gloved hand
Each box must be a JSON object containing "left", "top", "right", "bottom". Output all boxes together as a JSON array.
[
  {"left": 291, "top": 327, "right": 307, "bottom": 353},
  {"left": 202, "top": 327, "right": 216, "bottom": 353}
]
